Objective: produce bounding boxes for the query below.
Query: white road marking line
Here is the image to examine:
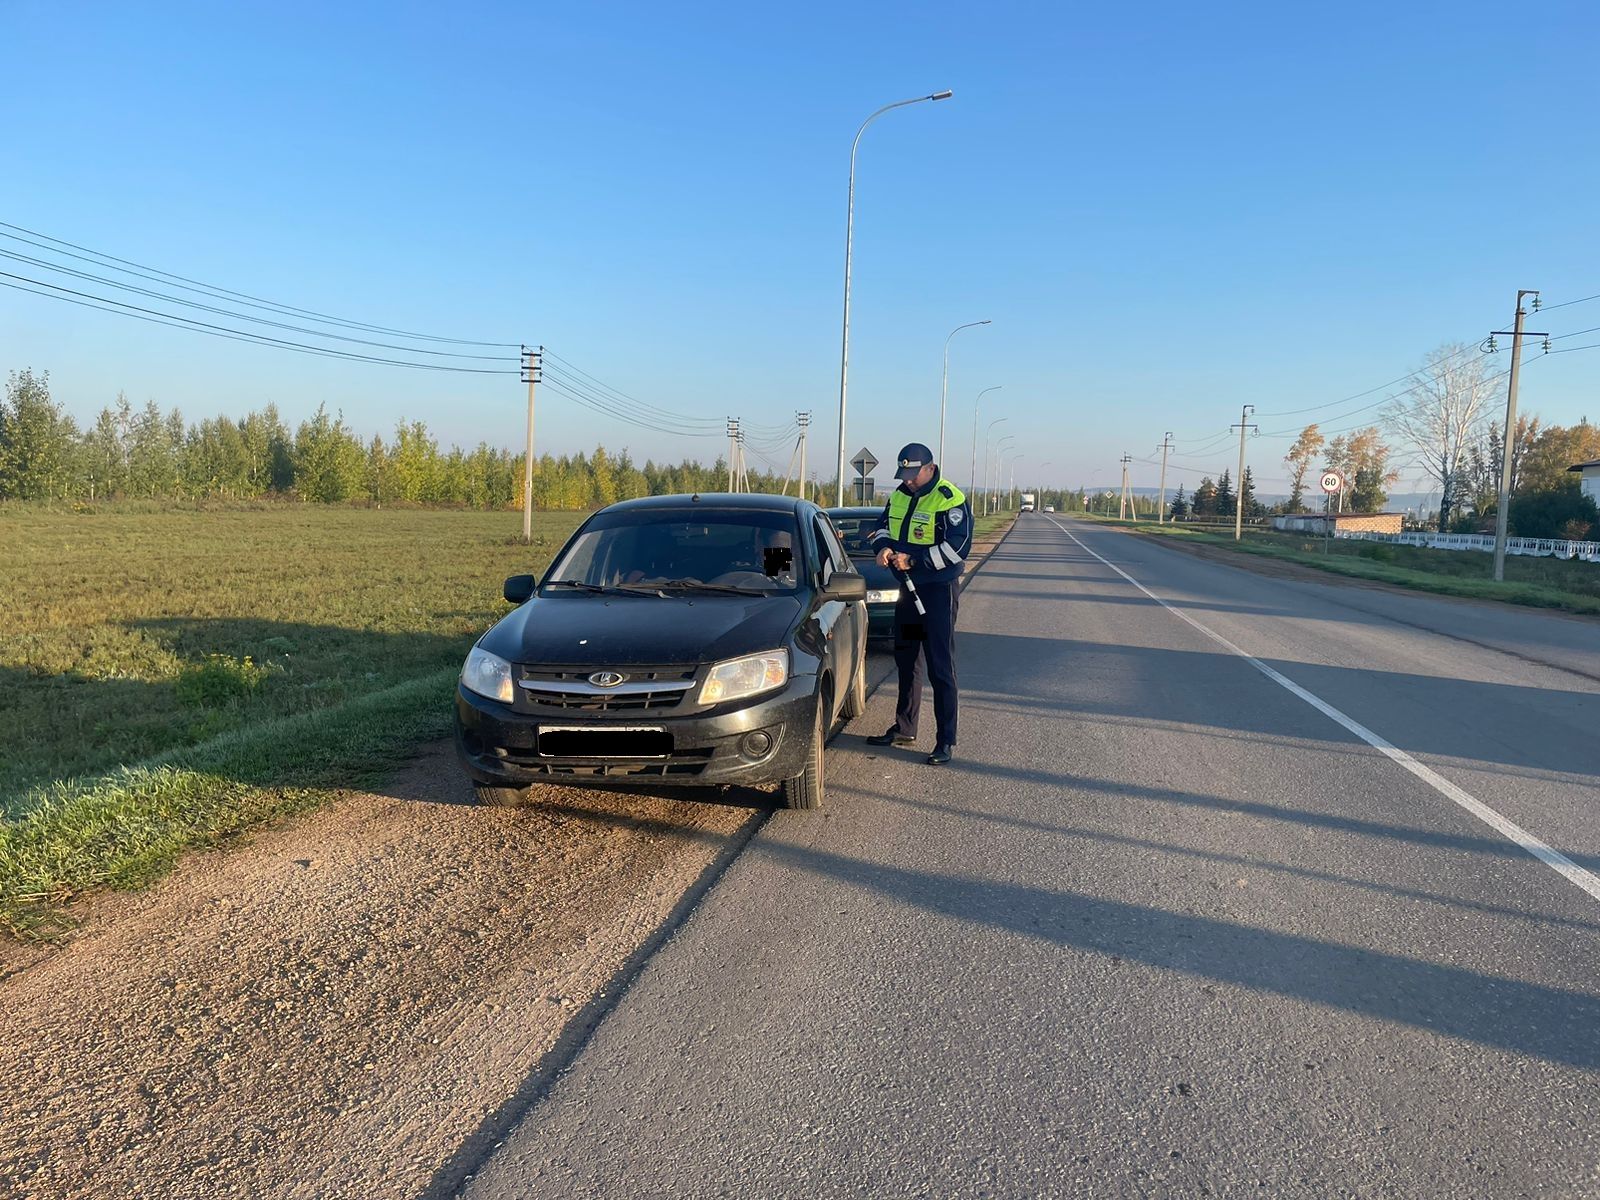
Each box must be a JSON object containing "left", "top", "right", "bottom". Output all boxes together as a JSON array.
[{"left": 1045, "top": 516, "right": 1600, "bottom": 905}]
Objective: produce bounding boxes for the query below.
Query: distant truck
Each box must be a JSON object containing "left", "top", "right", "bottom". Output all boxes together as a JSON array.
[{"left": 1020, "top": 492, "right": 1036, "bottom": 512}]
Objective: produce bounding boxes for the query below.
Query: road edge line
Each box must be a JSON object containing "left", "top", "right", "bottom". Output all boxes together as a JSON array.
[
  {"left": 1048, "top": 515, "right": 1600, "bottom": 906},
  {"left": 417, "top": 805, "right": 772, "bottom": 1200}
]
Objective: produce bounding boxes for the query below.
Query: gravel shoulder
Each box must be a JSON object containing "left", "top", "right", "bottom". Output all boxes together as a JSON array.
[{"left": 0, "top": 753, "right": 761, "bottom": 1199}]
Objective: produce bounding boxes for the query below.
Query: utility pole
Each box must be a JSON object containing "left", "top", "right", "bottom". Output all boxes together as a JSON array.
[
  {"left": 520, "top": 345, "right": 542, "bottom": 544},
  {"left": 1157, "top": 432, "right": 1173, "bottom": 524},
  {"left": 1489, "top": 291, "right": 1546, "bottom": 582},
  {"left": 1231, "top": 404, "right": 1257, "bottom": 541},
  {"left": 726, "top": 418, "right": 739, "bottom": 493},
  {"left": 1118, "top": 453, "right": 1132, "bottom": 520},
  {"left": 797, "top": 411, "right": 809, "bottom": 502}
]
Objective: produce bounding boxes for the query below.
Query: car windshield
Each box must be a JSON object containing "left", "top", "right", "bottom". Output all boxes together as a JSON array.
[
  {"left": 544, "top": 510, "right": 803, "bottom": 594},
  {"left": 825, "top": 512, "right": 879, "bottom": 557}
]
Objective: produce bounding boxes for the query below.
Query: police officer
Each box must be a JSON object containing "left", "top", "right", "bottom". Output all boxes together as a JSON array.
[{"left": 865, "top": 442, "right": 972, "bottom": 765}]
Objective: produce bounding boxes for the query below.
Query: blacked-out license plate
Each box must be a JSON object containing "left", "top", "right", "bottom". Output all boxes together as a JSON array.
[{"left": 537, "top": 726, "right": 672, "bottom": 759}]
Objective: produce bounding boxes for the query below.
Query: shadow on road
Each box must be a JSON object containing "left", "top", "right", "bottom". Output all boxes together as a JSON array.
[{"left": 751, "top": 835, "right": 1600, "bottom": 1070}]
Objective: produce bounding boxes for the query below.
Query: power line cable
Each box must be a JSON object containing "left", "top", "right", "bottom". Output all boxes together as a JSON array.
[
  {"left": 540, "top": 350, "right": 724, "bottom": 429},
  {"left": 541, "top": 378, "right": 720, "bottom": 438},
  {"left": 1537, "top": 292, "right": 1600, "bottom": 313},
  {"left": 0, "top": 220, "right": 519, "bottom": 347},
  {"left": 0, "top": 274, "right": 518, "bottom": 374},
  {"left": 0, "top": 247, "right": 517, "bottom": 362},
  {"left": 540, "top": 363, "right": 725, "bottom": 432}
]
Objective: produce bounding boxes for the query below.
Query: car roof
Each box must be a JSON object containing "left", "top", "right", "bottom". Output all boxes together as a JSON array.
[
  {"left": 821, "top": 506, "right": 882, "bottom": 517},
  {"left": 601, "top": 492, "right": 816, "bottom": 515}
]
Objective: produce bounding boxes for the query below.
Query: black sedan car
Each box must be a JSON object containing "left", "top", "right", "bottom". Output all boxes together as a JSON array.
[
  {"left": 455, "top": 494, "right": 868, "bottom": 810},
  {"left": 822, "top": 506, "right": 901, "bottom": 640}
]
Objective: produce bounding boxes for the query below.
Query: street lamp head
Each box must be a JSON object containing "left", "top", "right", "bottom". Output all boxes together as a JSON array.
[{"left": 930, "top": 90, "right": 954, "bottom": 101}]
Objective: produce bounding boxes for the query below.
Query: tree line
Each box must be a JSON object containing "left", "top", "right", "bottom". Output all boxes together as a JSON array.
[
  {"left": 1167, "top": 343, "right": 1597, "bottom": 540},
  {"left": 0, "top": 369, "right": 811, "bottom": 508}
]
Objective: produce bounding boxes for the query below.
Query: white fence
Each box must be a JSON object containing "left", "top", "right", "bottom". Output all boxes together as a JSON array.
[{"left": 1335, "top": 529, "right": 1600, "bottom": 562}]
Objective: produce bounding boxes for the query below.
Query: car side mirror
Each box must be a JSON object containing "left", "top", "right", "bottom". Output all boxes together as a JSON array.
[
  {"left": 822, "top": 572, "right": 866, "bottom": 602},
  {"left": 503, "top": 574, "right": 536, "bottom": 604}
]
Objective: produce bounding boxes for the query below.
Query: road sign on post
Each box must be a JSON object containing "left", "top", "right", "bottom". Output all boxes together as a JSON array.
[
  {"left": 854, "top": 476, "right": 876, "bottom": 503},
  {"left": 1319, "top": 471, "right": 1345, "bottom": 554},
  {"left": 850, "top": 448, "right": 878, "bottom": 506}
]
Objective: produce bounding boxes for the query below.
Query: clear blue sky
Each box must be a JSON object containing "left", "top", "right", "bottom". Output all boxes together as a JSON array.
[{"left": 4, "top": 0, "right": 1598, "bottom": 498}]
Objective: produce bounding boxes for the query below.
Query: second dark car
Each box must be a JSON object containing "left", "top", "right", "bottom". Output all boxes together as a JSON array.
[{"left": 823, "top": 506, "right": 902, "bottom": 640}]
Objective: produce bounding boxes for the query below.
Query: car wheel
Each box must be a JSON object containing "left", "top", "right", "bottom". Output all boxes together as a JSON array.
[
  {"left": 473, "top": 783, "right": 532, "bottom": 807},
  {"left": 841, "top": 652, "right": 867, "bottom": 721},
  {"left": 781, "top": 697, "right": 827, "bottom": 811}
]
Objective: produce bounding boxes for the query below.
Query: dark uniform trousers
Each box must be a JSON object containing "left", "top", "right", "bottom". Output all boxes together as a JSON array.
[{"left": 890, "top": 577, "right": 959, "bottom": 745}]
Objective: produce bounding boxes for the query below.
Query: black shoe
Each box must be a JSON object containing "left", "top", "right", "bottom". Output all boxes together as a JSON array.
[
  {"left": 866, "top": 730, "right": 916, "bottom": 747},
  {"left": 926, "top": 744, "right": 953, "bottom": 765}
]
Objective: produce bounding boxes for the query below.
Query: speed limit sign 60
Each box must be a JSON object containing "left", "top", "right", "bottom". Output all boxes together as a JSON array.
[{"left": 1319, "top": 471, "right": 1344, "bottom": 495}]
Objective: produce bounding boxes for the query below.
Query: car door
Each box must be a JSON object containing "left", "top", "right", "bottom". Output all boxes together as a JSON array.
[{"left": 812, "top": 513, "right": 865, "bottom": 706}]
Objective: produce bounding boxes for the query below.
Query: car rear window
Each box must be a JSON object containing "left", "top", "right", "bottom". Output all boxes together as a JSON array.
[{"left": 826, "top": 513, "right": 878, "bottom": 556}]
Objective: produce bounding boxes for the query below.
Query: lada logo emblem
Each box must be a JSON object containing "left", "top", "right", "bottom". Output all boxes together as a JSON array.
[{"left": 588, "top": 671, "right": 626, "bottom": 688}]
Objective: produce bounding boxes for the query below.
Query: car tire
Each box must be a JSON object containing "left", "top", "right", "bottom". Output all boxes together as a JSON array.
[
  {"left": 473, "top": 783, "right": 532, "bottom": 807},
  {"left": 841, "top": 652, "right": 867, "bottom": 721},
  {"left": 781, "top": 698, "right": 827, "bottom": 811}
]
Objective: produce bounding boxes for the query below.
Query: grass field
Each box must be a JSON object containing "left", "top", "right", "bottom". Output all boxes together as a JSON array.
[
  {"left": 0, "top": 503, "right": 583, "bottom": 934},
  {"left": 1078, "top": 515, "right": 1600, "bottom": 614}
]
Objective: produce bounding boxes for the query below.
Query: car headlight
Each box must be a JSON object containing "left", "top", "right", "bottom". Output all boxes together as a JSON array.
[
  {"left": 698, "top": 651, "right": 789, "bottom": 705},
  {"left": 461, "top": 646, "right": 515, "bottom": 704},
  {"left": 866, "top": 588, "right": 901, "bottom": 604}
]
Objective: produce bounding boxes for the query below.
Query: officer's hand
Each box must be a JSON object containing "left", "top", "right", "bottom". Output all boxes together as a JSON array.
[
  {"left": 893, "top": 552, "right": 914, "bottom": 571},
  {"left": 875, "top": 546, "right": 894, "bottom": 568}
]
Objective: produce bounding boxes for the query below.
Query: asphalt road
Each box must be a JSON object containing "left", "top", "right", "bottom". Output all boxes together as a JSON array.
[{"left": 462, "top": 514, "right": 1600, "bottom": 1199}]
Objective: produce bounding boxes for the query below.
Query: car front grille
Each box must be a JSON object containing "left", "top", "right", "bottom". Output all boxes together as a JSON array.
[{"left": 517, "top": 665, "right": 699, "bottom": 712}]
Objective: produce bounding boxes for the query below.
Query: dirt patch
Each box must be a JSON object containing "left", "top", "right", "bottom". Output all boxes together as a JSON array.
[{"left": 0, "top": 747, "right": 759, "bottom": 1200}]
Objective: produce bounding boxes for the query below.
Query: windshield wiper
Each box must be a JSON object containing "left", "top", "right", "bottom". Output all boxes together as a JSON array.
[
  {"left": 542, "top": 580, "right": 610, "bottom": 593},
  {"left": 652, "top": 580, "right": 774, "bottom": 597}
]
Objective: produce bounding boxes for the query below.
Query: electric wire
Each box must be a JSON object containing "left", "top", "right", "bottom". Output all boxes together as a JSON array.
[
  {"left": 0, "top": 247, "right": 518, "bottom": 362},
  {"left": 0, "top": 221, "right": 519, "bottom": 347},
  {"left": 0, "top": 275, "right": 519, "bottom": 374},
  {"left": 540, "top": 350, "right": 725, "bottom": 429},
  {"left": 540, "top": 378, "right": 721, "bottom": 438},
  {"left": 1537, "top": 292, "right": 1600, "bottom": 313}
]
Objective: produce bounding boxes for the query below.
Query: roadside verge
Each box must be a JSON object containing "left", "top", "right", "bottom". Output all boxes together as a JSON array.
[{"left": 1080, "top": 515, "right": 1600, "bottom": 619}]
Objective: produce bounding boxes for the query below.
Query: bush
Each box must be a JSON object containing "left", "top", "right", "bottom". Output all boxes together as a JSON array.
[
  {"left": 1510, "top": 485, "right": 1599, "bottom": 540},
  {"left": 174, "top": 654, "right": 276, "bottom": 708}
]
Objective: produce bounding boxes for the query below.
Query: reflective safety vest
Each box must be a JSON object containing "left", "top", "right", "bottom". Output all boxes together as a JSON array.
[{"left": 877, "top": 474, "right": 971, "bottom": 584}]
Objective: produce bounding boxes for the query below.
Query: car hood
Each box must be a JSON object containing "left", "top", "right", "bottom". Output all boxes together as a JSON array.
[{"left": 479, "top": 593, "right": 805, "bottom": 667}]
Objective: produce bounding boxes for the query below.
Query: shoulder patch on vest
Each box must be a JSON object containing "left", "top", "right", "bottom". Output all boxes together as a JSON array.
[{"left": 938, "top": 484, "right": 955, "bottom": 499}]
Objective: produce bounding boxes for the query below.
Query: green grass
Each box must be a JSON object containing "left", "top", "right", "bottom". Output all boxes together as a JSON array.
[
  {"left": 1077, "top": 513, "right": 1600, "bottom": 615},
  {"left": 0, "top": 502, "right": 583, "bottom": 934},
  {"left": 973, "top": 510, "right": 1017, "bottom": 540}
]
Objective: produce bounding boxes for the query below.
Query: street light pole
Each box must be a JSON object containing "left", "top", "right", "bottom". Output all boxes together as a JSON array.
[
  {"left": 939, "top": 320, "right": 990, "bottom": 465},
  {"left": 970, "top": 387, "right": 1002, "bottom": 495},
  {"left": 990, "top": 433, "right": 1014, "bottom": 515},
  {"left": 834, "top": 89, "right": 954, "bottom": 506},
  {"left": 982, "top": 418, "right": 1008, "bottom": 514},
  {"left": 1009, "top": 455, "right": 1026, "bottom": 511}
]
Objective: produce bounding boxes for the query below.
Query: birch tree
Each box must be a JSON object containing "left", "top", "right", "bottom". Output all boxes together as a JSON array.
[{"left": 1383, "top": 344, "right": 1498, "bottom": 528}]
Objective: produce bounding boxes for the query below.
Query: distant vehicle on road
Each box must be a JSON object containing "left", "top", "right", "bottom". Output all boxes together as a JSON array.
[
  {"left": 1043, "top": 505, "right": 1055, "bottom": 513},
  {"left": 1021, "top": 492, "right": 1036, "bottom": 512},
  {"left": 823, "top": 505, "right": 904, "bottom": 640},
  {"left": 455, "top": 494, "right": 868, "bottom": 810}
]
